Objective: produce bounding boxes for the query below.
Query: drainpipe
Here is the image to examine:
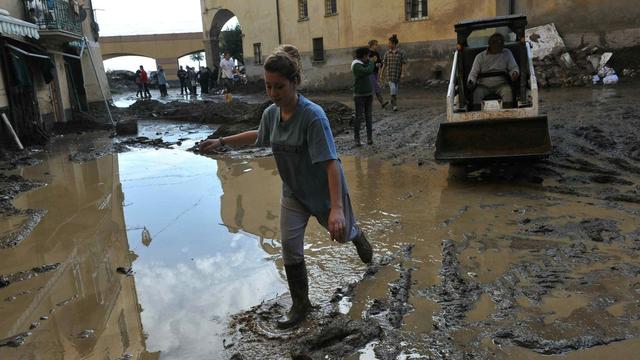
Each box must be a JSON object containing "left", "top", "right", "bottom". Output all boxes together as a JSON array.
[
  {"left": 276, "top": 0, "right": 282, "bottom": 44},
  {"left": 82, "top": 37, "right": 114, "bottom": 126},
  {"left": 509, "top": 0, "right": 516, "bottom": 14}
]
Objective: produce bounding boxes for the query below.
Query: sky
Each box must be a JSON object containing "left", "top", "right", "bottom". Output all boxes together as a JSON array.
[
  {"left": 93, "top": 0, "right": 203, "bottom": 36},
  {"left": 95, "top": 0, "right": 238, "bottom": 71}
]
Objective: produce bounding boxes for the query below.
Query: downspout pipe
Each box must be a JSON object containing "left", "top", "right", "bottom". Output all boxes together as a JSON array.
[
  {"left": 82, "top": 37, "right": 114, "bottom": 126},
  {"left": 276, "top": 0, "right": 282, "bottom": 44}
]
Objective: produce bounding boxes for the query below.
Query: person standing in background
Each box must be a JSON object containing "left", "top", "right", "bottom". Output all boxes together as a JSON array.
[
  {"left": 219, "top": 52, "right": 235, "bottom": 94},
  {"left": 187, "top": 66, "right": 198, "bottom": 96},
  {"left": 368, "top": 40, "right": 389, "bottom": 109},
  {"left": 139, "top": 65, "right": 152, "bottom": 99},
  {"left": 178, "top": 66, "right": 188, "bottom": 95},
  {"left": 199, "top": 67, "right": 210, "bottom": 95},
  {"left": 210, "top": 64, "right": 219, "bottom": 92},
  {"left": 134, "top": 70, "right": 143, "bottom": 98},
  {"left": 380, "top": 34, "right": 407, "bottom": 112},
  {"left": 352, "top": 47, "right": 376, "bottom": 146},
  {"left": 157, "top": 66, "right": 168, "bottom": 97}
]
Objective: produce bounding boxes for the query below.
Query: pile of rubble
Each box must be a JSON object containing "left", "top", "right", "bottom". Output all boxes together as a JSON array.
[
  {"left": 533, "top": 48, "right": 620, "bottom": 87},
  {"left": 106, "top": 70, "right": 137, "bottom": 93},
  {"left": 527, "top": 24, "right": 638, "bottom": 87},
  {"left": 122, "top": 98, "right": 354, "bottom": 138}
]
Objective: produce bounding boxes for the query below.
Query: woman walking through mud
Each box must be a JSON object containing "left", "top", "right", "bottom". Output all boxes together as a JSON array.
[{"left": 198, "top": 45, "right": 373, "bottom": 329}]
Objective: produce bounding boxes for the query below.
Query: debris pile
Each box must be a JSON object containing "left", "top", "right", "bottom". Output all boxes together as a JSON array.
[
  {"left": 526, "top": 24, "right": 638, "bottom": 87},
  {"left": 124, "top": 98, "right": 354, "bottom": 138},
  {"left": 533, "top": 47, "right": 619, "bottom": 87},
  {"left": 107, "top": 70, "right": 137, "bottom": 93}
]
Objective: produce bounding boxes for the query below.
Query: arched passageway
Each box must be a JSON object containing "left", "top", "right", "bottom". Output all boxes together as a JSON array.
[
  {"left": 206, "top": 10, "right": 242, "bottom": 69},
  {"left": 101, "top": 33, "right": 205, "bottom": 81},
  {"left": 178, "top": 50, "right": 207, "bottom": 70},
  {"left": 103, "top": 55, "right": 158, "bottom": 73}
]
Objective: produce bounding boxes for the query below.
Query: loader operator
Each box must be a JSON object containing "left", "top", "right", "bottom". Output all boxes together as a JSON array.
[{"left": 467, "top": 33, "right": 519, "bottom": 110}]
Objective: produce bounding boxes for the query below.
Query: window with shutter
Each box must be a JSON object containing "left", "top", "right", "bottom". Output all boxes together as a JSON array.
[
  {"left": 298, "top": 0, "right": 309, "bottom": 20},
  {"left": 405, "top": 0, "right": 428, "bottom": 20},
  {"left": 325, "top": 0, "right": 337, "bottom": 15},
  {"left": 253, "top": 43, "right": 262, "bottom": 65}
]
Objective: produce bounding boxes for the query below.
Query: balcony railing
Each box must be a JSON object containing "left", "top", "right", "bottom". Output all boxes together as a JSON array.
[{"left": 23, "top": 0, "right": 82, "bottom": 36}]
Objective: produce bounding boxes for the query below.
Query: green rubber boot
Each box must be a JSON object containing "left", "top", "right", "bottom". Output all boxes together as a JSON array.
[{"left": 277, "top": 261, "right": 312, "bottom": 329}]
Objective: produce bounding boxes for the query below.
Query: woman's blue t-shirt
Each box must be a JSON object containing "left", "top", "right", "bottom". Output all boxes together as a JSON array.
[{"left": 255, "top": 95, "right": 349, "bottom": 219}]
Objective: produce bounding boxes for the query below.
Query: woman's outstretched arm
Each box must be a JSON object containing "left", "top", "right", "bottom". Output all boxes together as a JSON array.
[{"left": 198, "top": 130, "right": 259, "bottom": 153}]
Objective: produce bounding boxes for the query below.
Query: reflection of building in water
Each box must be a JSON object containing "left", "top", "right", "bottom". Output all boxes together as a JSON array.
[
  {"left": 216, "top": 156, "right": 450, "bottom": 241},
  {"left": 217, "top": 157, "right": 282, "bottom": 243},
  {"left": 0, "top": 151, "right": 156, "bottom": 359}
]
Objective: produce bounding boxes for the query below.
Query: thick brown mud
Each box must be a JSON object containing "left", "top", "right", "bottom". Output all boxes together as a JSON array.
[{"left": 0, "top": 84, "right": 639, "bottom": 359}]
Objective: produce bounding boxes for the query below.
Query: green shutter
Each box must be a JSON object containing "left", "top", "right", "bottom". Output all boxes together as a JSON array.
[{"left": 405, "top": 0, "right": 412, "bottom": 20}]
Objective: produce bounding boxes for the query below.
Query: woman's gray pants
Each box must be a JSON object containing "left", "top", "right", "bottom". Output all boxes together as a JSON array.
[{"left": 280, "top": 196, "right": 359, "bottom": 265}]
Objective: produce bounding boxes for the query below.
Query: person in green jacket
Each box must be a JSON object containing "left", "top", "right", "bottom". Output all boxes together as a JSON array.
[{"left": 351, "top": 47, "right": 376, "bottom": 146}]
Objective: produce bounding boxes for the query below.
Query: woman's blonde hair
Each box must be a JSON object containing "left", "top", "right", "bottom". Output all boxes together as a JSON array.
[{"left": 264, "top": 44, "right": 303, "bottom": 85}]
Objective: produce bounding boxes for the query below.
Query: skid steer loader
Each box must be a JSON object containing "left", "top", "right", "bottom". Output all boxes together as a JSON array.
[{"left": 435, "top": 15, "right": 552, "bottom": 162}]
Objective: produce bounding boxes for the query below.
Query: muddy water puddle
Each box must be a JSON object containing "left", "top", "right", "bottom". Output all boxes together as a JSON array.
[{"left": 1, "top": 132, "right": 640, "bottom": 358}]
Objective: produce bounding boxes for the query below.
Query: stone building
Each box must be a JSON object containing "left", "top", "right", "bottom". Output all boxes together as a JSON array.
[
  {"left": 201, "top": 0, "right": 500, "bottom": 89},
  {"left": 0, "top": 0, "right": 111, "bottom": 148},
  {"left": 201, "top": 0, "right": 640, "bottom": 89}
]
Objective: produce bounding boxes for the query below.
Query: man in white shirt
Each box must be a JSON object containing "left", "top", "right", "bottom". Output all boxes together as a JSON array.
[
  {"left": 467, "top": 33, "right": 520, "bottom": 109},
  {"left": 219, "top": 52, "right": 235, "bottom": 93}
]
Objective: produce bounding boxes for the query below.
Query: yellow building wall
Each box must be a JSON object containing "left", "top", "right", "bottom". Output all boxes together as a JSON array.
[
  {"left": 53, "top": 54, "right": 72, "bottom": 111},
  {"left": 81, "top": 39, "right": 112, "bottom": 104},
  {"left": 100, "top": 33, "right": 205, "bottom": 81},
  {"left": 201, "top": 0, "right": 497, "bottom": 53},
  {"left": 201, "top": 0, "right": 280, "bottom": 75},
  {"left": 80, "top": 0, "right": 112, "bottom": 104},
  {"left": 277, "top": 0, "right": 496, "bottom": 51},
  {"left": 202, "top": 0, "right": 498, "bottom": 88}
]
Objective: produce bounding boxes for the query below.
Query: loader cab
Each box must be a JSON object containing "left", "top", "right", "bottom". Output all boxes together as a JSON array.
[
  {"left": 437, "top": 15, "right": 552, "bottom": 162},
  {"left": 447, "top": 15, "right": 539, "bottom": 122},
  {"left": 463, "top": 27, "right": 525, "bottom": 106}
]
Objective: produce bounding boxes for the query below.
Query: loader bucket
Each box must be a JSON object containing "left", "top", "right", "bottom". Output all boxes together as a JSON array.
[{"left": 434, "top": 116, "right": 552, "bottom": 161}]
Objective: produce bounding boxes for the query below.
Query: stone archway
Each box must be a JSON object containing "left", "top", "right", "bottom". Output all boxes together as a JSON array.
[{"left": 206, "top": 9, "right": 237, "bottom": 69}]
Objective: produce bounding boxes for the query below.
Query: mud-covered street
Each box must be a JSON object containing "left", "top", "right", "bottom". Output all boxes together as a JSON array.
[{"left": 1, "top": 83, "right": 640, "bottom": 359}]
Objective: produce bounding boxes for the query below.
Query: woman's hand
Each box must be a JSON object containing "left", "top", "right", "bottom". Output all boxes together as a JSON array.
[
  {"left": 328, "top": 207, "right": 346, "bottom": 242},
  {"left": 198, "top": 138, "right": 222, "bottom": 154}
]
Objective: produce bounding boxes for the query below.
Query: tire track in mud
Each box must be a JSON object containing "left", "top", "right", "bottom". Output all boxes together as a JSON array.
[
  {"left": 0, "top": 174, "right": 46, "bottom": 249},
  {"left": 411, "top": 217, "right": 640, "bottom": 358}
]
